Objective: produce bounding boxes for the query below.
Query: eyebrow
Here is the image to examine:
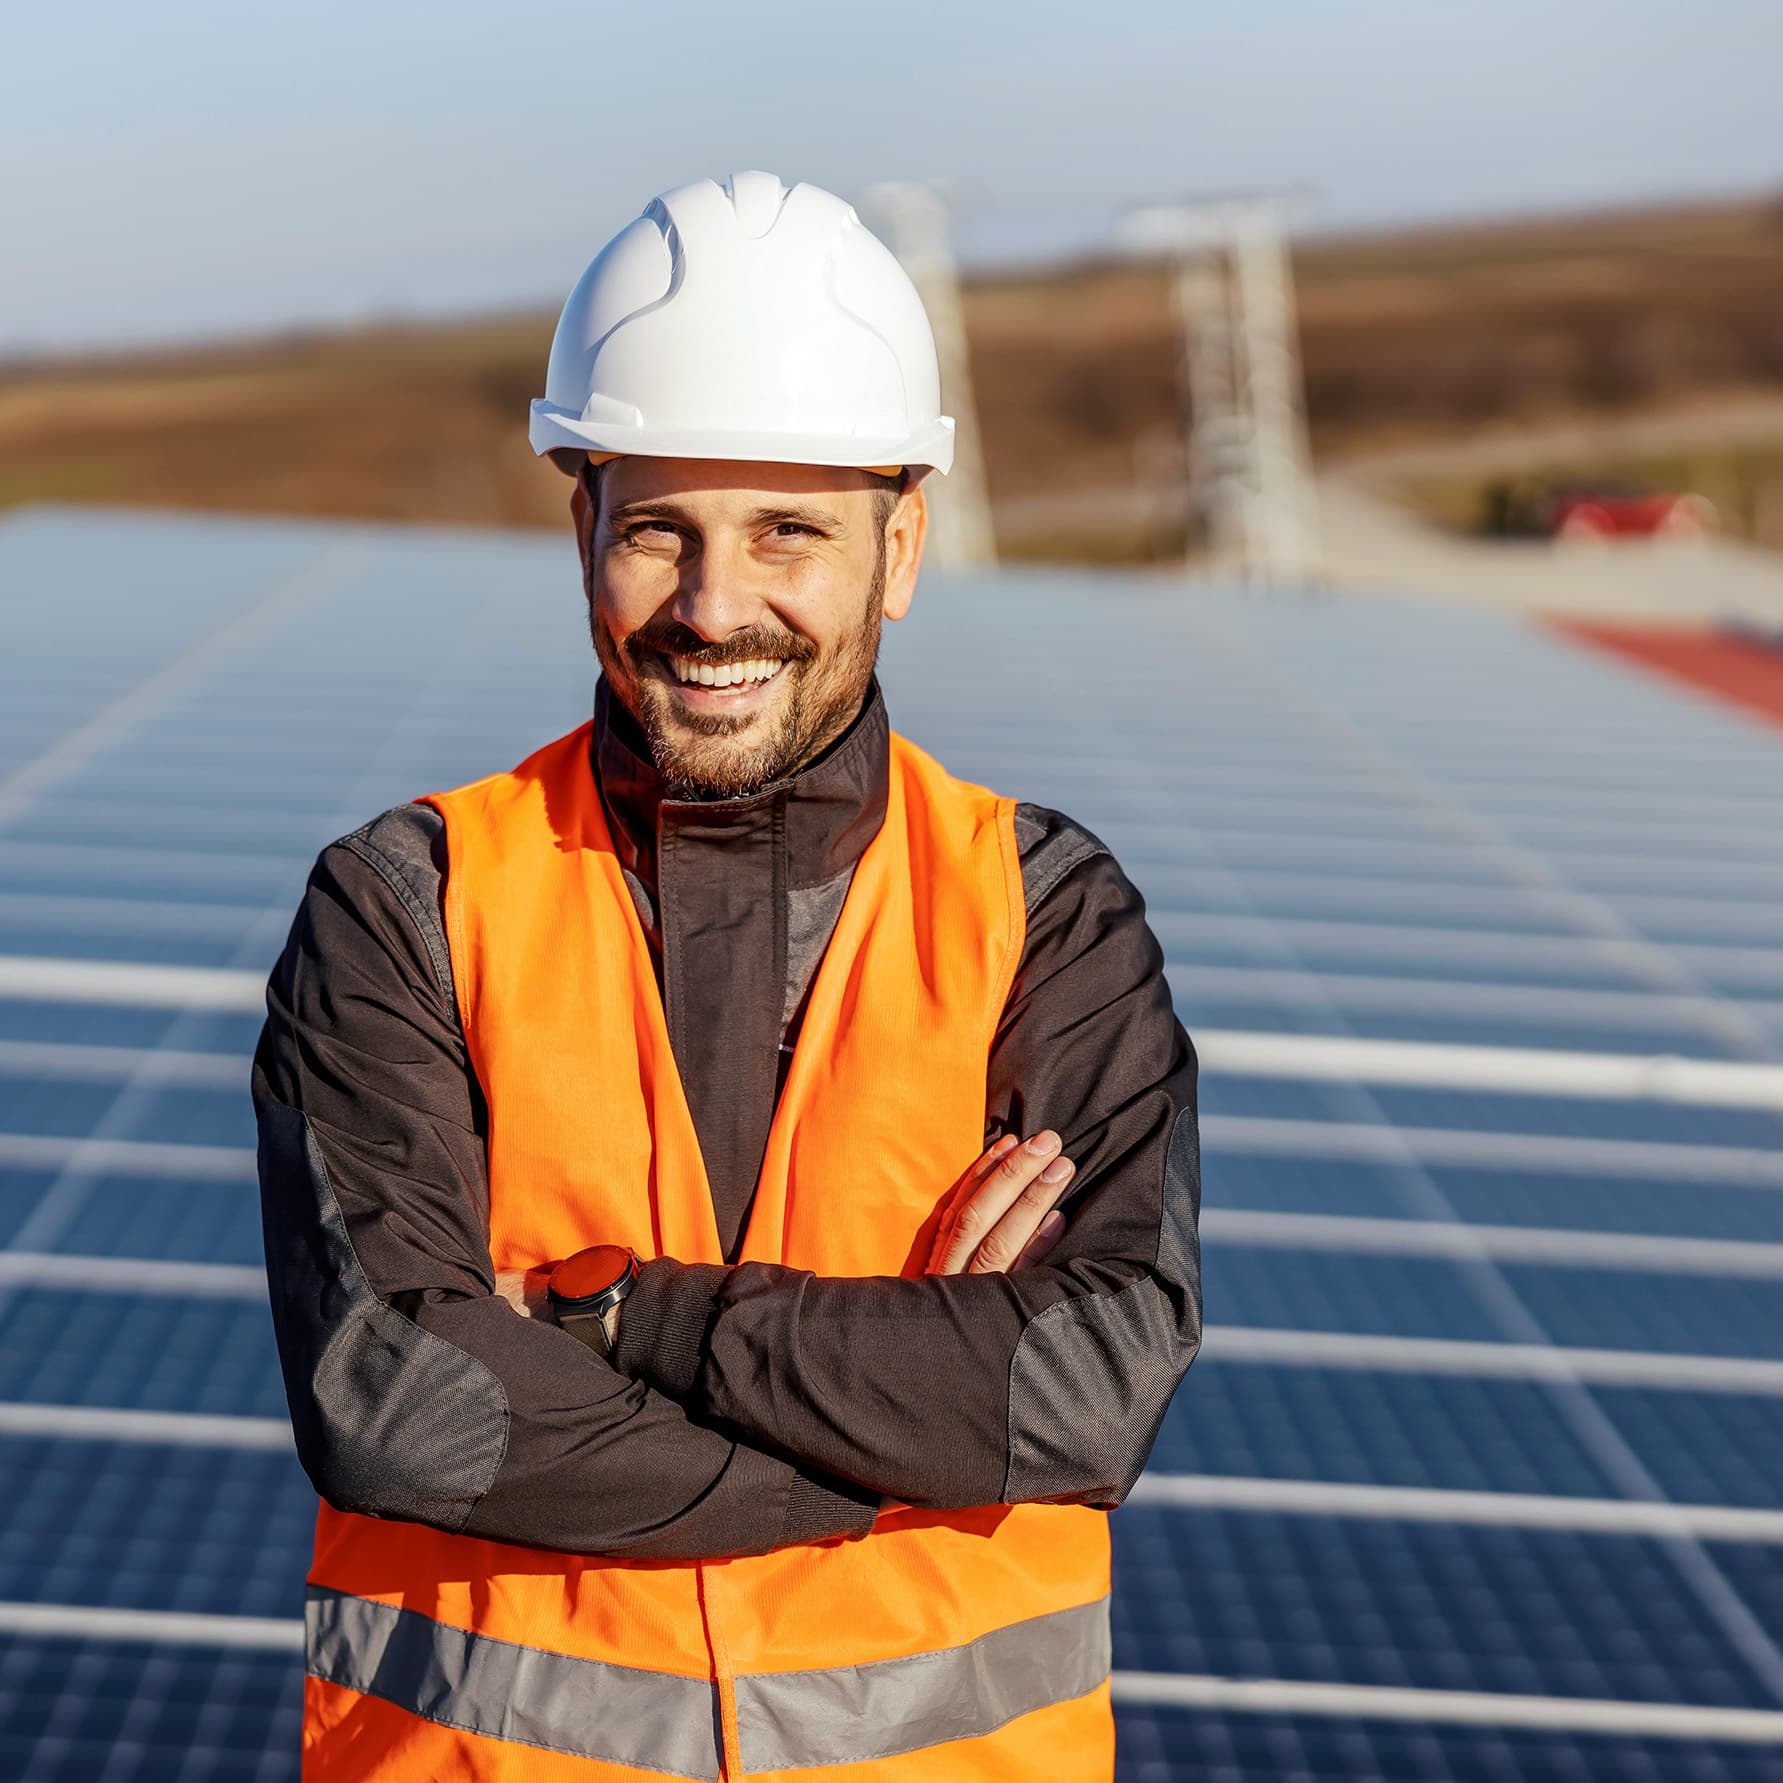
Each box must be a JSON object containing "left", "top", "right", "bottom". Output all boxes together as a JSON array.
[
  {"left": 605, "top": 499, "right": 692, "bottom": 527},
  {"left": 747, "top": 504, "right": 841, "bottom": 533},
  {"left": 605, "top": 499, "right": 844, "bottom": 533}
]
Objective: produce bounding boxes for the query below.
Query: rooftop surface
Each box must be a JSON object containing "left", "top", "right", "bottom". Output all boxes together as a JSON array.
[{"left": 2, "top": 505, "right": 1782, "bottom": 1780}]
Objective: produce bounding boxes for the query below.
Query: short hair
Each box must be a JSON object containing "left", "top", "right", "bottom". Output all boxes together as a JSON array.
[{"left": 867, "top": 469, "right": 907, "bottom": 534}]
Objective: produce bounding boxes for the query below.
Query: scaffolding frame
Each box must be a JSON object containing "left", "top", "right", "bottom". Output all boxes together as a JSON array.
[
  {"left": 1135, "top": 197, "right": 1320, "bottom": 586},
  {"left": 865, "top": 182, "right": 998, "bottom": 571}
]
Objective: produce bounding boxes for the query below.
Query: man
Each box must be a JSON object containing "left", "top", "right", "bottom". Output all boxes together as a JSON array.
[{"left": 255, "top": 171, "right": 1200, "bottom": 1781}]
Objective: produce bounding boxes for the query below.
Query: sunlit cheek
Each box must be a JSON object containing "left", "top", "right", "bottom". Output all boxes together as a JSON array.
[
  {"left": 763, "top": 565, "right": 860, "bottom": 654},
  {"left": 596, "top": 559, "right": 675, "bottom": 648}
]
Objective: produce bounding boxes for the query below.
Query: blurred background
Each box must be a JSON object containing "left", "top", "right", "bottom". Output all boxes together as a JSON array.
[
  {"left": 9, "top": 0, "right": 1783, "bottom": 591},
  {"left": 5, "top": 2, "right": 1783, "bottom": 1778}
]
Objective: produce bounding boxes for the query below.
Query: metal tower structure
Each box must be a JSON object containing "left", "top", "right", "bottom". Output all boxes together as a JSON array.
[
  {"left": 866, "top": 182, "right": 998, "bottom": 570},
  {"left": 1133, "top": 197, "right": 1320, "bottom": 586}
]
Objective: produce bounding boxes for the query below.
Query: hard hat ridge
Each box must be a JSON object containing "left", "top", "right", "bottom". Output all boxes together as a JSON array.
[
  {"left": 714, "top": 168, "right": 792, "bottom": 238},
  {"left": 531, "top": 172, "right": 954, "bottom": 479}
]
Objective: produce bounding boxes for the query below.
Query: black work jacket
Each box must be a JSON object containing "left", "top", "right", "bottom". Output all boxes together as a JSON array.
[{"left": 253, "top": 680, "right": 1201, "bottom": 1559}]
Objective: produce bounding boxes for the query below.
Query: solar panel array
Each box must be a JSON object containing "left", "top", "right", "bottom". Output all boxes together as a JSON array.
[{"left": 3, "top": 504, "right": 1781, "bottom": 1780}]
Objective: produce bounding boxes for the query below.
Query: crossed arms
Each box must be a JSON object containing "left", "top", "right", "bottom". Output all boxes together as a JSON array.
[{"left": 253, "top": 807, "right": 1201, "bottom": 1561}]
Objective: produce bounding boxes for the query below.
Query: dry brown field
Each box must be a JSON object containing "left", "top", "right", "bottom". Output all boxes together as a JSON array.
[{"left": 5, "top": 193, "right": 1781, "bottom": 559}]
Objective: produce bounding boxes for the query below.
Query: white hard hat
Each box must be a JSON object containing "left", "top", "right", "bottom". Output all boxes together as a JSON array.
[{"left": 530, "top": 171, "right": 954, "bottom": 479}]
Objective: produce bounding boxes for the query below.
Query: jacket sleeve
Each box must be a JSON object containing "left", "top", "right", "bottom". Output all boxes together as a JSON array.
[
  {"left": 253, "top": 807, "right": 878, "bottom": 1560},
  {"left": 611, "top": 812, "right": 1201, "bottom": 1510}
]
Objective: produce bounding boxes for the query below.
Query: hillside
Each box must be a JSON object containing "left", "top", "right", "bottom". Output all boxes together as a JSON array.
[{"left": 5, "top": 192, "right": 1781, "bottom": 559}]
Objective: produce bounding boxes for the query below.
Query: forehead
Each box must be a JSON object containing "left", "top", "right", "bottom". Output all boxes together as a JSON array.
[{"left": 599, "top": 456, "right": 878, "bottom": 515}]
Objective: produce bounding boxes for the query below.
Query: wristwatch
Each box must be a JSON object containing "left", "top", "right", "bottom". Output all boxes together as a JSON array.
[{"left": 547, "top": 1244, "right": 639, "bottom": 1358}]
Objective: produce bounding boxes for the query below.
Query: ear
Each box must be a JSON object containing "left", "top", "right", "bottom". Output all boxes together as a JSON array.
[{"left": 881, "top": 484, "right": 928, "bottom": 623}]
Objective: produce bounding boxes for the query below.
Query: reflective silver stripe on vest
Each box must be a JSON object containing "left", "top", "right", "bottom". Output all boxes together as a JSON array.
[
  {"left": 308, "top": 1585, "right": 1109, "bottom": 1776},
  {"left": 304, "top": 1586, "right": 722, "bottom": 1780},
  {"left": 734, "top": 1595, "right": 1112, "bottom": 1773}
]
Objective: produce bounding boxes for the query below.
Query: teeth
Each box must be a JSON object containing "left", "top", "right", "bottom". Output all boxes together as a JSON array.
[{"left": 668, "top": 655, "right": 784, "bottom": 688}]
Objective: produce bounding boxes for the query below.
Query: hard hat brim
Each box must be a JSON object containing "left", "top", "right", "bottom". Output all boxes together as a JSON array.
[{"left": 529, "top": 402, "right": 955, "bottom": 478}]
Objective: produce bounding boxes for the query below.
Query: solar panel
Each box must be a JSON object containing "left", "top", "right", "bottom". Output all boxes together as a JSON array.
[
  {"left": 4, "top": 504, "right": 1783, "bottom": 1780},
  {"left": 1116, "top": 1710, "right": 1783, "bottom": 1783}
]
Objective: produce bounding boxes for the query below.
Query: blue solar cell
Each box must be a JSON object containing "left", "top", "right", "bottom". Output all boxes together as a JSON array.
[
  {"left": 1199, "top": 1074, "right": 1345, "bottom": 1122},
  {"left": 1148, "top": 1362, "right": 1616, "bottom": 1499},
  {"left": 0, "top": 884, "right": 274, "bottom": 932},
  {"left": 179, "top": 1016, "right": 266, "bottom": 1057},
  {"left": 1431, "top": 1166, "right": 1783, "bottom": 1246},
  {"left": 0, "top": 1082, "right": 253, "bottom": 1151},
  {"left": 1165, "top": 802, "right": 1456, "bottom": 844},
  {"left": 1109, "top": 1507, "right": 1774, "bottom": 1707},
  {"left": 1693, "top": 954, "right": 1783, "bottom": 999},
  {"left": 1174, "top": 995, "right": 1336, "bottom": 1039},
  {"left": 1151, "top": 878, "right": 1576, "bottom": 937},
  {"left": 1207, "top": 1150, "right": 1783, "bottom": 1245},
  {"left": 49, "top": 1175, "right": 263, "bottom": 1269},
  {"left": 25, "top": 767, "right": 359, "bottom": 822},
  {"left": 1203, "top": 1075, "right": 1783, "bottom": 1156},
  {"left": 1214, "top": 1244, "right": 1783, "bottom": 1360},
  {"left": 1113, "top": 1706, "right": 1783, "bottom": 1783},
  {"left": 1166, "top": 924, "right": 1659, "bottom": 992},
  {"left": 1206, "top": 1245, "right": 1506, "bottom": 1341},
  {"left": 1571, "top": 862, "right": 1783, "bottom": 907},
  {"left": 9, "top": 808, "right": 340, "bottom": 869},
  {"left": 0, "top": 834, "right": 302, "bottom": 902},
  {"left": 0, "top": 1292, "right": 283, "bottom": 1419},
  {"left": 0, "top": 928, "right": 271, "bottom": 972},
  {"left": 111, "top": 1089, "right": 256, "bottom": 1150},
  {"left": 1199, "top": 1153, "right": 1416, "bottom": 1220},
  {"left": 0, "top": 1080, "right": 123, "bottom": 1141},
  {"left": 1293, "top": 1011, "right": 1731, "bottom": 1060},
  {"left": 0, "top": 1004, "right": 190, "bottom": 1050},
  {"left": 1504, "top": 1265, "right": 1783, "bottom": 1361},
  {"left": 1606, "top": 900, "right": 1783, "bottom": 950},
  {"left": 0, "top": 1635, "right": 302, "bottom": 1783},
  {"left": 1366, "top": 1087, "right": 1783, "bottom": 1152},
  {"left": 0, "top": 1437, "right": 311, "bottom": 1620},
  {"left": 1706, "top": 1542, "right": 1783, "bottom": 1652},
  {"left": 1594, "top": 1387, "right": 1783, "bottom": 1511},
  {"left": 0, "top": 1172, "right": 54, "bottom": 1248}
]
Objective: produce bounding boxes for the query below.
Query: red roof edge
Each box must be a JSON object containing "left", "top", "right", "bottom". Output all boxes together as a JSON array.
[{"left": 1546, "top": 619, "right": 1783, "bottom": 732}]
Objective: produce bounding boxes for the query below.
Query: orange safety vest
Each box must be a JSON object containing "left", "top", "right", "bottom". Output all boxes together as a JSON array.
[{"left": 302, "top": 720, "right": 1114, "bottom": 1779}]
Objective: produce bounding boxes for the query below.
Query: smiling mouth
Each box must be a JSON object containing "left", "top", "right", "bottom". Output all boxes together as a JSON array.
[
  {"left": 656, "top": 653, "right": 789, "bottom": 697},
  {"left": 666, "top": 653, "right": 785, "bottom": 688}
]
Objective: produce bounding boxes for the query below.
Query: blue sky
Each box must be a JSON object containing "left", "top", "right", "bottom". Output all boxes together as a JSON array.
[{"left": 4, "top": 0, "right": 1779, "bottom": 352}]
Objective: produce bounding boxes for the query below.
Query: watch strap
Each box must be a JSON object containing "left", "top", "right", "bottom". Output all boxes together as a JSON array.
[{"left": 557, "top": 1302, "right": 623, "bottom": 1357}]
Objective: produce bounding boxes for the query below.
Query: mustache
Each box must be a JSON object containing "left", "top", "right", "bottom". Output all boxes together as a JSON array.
[{"left": 624, "top": 618, "right": 818, "bottom": 670}]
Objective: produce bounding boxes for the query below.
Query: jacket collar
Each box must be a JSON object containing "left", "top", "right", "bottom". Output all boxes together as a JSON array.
[{"left": 591, "top": 676, "right": 890, "bottom": 893}]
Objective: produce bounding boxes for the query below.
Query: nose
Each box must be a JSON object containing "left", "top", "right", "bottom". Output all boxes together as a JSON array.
[{"left": 671, "top": 539, "right": 766, "bottom": 644}]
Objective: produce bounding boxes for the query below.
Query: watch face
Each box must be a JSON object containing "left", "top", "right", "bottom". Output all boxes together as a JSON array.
[{"left": 550, "top": 1243, "right": 634, "bottom": 1302}]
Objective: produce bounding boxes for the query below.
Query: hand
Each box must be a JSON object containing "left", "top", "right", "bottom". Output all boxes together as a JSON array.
[
  {"left": 927, "top": 1131, "right": 1075, "bottom": 1276},
  {"left": 494, "top": 1265, "right": 555, "bottom": 1320}
]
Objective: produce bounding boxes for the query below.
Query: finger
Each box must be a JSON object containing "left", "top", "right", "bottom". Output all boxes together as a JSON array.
[
  {"left": 1012, "top": 1208, "right": 1068, "bottom": 1272},
  {"left": 933, "top": 1132, "right": 1062, "bottom": 1275},
  {"left": 967, "top": 1133, "right": 1021, "bottom": 1190},
  {"left": 935, "top": 1131, "right": 1060, "bottom": 1272},
  {"left": 929, "top": 1132, "right": 1029, "bottom": 1272},
  {"left": 927, "top": 1134, "right": 1020, "bottom": 1272},
  {"left": 969, "top": 1157, "right": 1075, "bottom": 1274}
]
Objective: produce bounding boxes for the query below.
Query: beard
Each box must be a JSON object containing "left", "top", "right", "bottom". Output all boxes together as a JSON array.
[{"left": 593, "top": 546, "right": 886, "bottom": 800}]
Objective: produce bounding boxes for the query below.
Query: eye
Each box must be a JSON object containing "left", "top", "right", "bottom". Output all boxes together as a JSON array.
[
  {"left": 625, "top": 521, "right": 681, "bottom": 543},
  {"left": 770, "top": 522, "right": 818, "bottom": 539}
]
